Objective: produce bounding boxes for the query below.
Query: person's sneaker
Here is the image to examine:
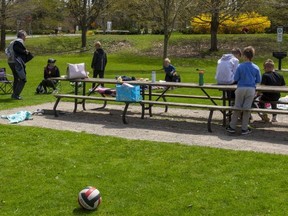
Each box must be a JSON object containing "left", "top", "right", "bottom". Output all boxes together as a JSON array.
[
  {"left": 52, "top": 89, "right": 58, "bottom": 94},
  {"left": 11, "top": 94, "right": 22, "bottom": 100},
  {"left": 260, "top": 113, "right": 270, "bottom": 123},
  {"left": 241, "top": 128, "right": 252, "bottom": 135},
  {"left": 226, "top": 126, "right": 236, "bottom": 133},
  {"left": 271, "top": 116, "right": 278, "bottom": 122}
]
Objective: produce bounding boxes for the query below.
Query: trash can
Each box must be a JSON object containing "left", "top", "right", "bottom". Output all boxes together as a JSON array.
[{"left": 272, "top": 51, "right": 287, "bottom": 70}]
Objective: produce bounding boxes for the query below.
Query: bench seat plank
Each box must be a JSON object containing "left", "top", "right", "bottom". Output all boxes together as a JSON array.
[{"left": 140, "top": 100, "right": 288, "bottom": 132}]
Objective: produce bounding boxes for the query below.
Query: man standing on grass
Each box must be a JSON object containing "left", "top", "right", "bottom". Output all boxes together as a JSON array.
[
  {"left": 6, "top": 30, "right": 33, "bottom": 100},
  {"left": 91, "top": 41, "right": 107, "bottom": 89}
]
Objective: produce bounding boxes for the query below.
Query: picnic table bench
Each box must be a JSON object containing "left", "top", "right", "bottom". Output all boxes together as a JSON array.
[
  {"left": 139, "top": 100, "right": 288, "bottom": 132},
  {"left": 50, "top": 77, "right": 288, "bottom": 132}
]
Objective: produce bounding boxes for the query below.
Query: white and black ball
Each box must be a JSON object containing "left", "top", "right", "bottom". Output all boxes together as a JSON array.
[{"left": 78, "top": 186, "right": 102, "bottom": 210}]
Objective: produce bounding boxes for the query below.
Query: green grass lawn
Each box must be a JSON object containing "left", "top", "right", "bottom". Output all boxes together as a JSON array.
[
  {"left": 1, "top": 33, "right": 288, "bottom": 215},
  {"left": 1, "top": 125, "right": 288, "bottom": 216}
]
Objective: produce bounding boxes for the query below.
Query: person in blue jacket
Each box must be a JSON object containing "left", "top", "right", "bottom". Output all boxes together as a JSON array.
[
  {"left": 226, "top": 46, "right": 261, "bottom": 135},
  {"left": 163, "top": 58, "right": 177, "bottom": 82}
]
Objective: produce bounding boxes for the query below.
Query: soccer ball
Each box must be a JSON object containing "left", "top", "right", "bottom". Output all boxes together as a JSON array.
[{"left": 78, "top": 186, "right": 102, "bottom": 210}]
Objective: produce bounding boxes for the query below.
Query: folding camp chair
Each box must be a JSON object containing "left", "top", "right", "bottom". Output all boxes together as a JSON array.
[{"left": 0, "top": 68, "right": 13, "bottom": 94}]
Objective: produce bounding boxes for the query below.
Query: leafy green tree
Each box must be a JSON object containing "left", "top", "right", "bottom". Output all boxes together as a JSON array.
[
  {"left": 66, "top": 0, "right": 107, "bottom": 49},
  {"left": 253, "top": 0, "right": 288, "bottom": 32},
  {"left": 143, "top": 0, "right": 193, "bottom": 59}
]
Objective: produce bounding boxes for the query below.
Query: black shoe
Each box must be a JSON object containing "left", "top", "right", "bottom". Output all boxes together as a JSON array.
[
  {"left": 226, "top": 126, "right": 236, "bottom": 133},
  {"left": 241, "top": 128, "right": 252, "bottom": 135},
  {"left": 12, "top": 95, "right": 22, "bottom": 100}
]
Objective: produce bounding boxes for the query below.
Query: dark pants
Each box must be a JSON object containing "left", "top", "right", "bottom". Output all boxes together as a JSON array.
[
  {"left": 8, "top": 62, "right": 26, "bottom": 97},
  {"left": 92, "top": 70, "right": 104, "bottom": 88},
  {"left": 41, "top": 79, "right": 57, "bottom": 92},
  {"left": 259, "top": 95, "right": 278, "bottom": 118},
  {"left": 165, "top": 74, "right": 173, "bottom": 82}
]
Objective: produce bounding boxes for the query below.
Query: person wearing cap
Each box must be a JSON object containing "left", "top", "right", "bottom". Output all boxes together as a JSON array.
[{"left": 41, "top": 58, "right": 60, "bottom": 93}]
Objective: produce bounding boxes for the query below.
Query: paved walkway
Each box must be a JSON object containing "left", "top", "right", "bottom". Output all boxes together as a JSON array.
[{"left": 1, "top": 102, "right": 288, "bottom": 155}]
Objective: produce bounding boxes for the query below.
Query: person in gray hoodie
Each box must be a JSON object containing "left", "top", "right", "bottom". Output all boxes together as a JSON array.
[
  {"left": 215, "top": 48, "right": 242, "bottom": 85},
  {"left": 215, "top": 48, "right": 242, "bottom": 102}
]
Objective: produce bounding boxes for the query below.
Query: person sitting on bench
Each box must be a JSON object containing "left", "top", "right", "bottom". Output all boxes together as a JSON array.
[
  {"left": 258, "top": 59, "right": 286, "bottom": 122},
  {"left": 40, "top": 58, "right": 60, "bottom": 93}
]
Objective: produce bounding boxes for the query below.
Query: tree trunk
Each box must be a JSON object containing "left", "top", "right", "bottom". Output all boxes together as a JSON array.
[
  {"left": 163, "top": 32, "right": 169, "bottom": 59},
  {"left": 209, "top": 9, "right": 219, "bottom": 52},
  {"left": 0, "top": 0, "right": 6, "bottom": 51},
  {"left": 0, "top": 27, "right": 5, "bottom": 51},
  {"left": 81, "top": 25, "right": 87, "bottom": 49}
]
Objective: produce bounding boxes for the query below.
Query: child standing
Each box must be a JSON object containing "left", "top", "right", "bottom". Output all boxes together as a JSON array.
[{"left": 226, "top": 46, "right": 261, "bottom": 135}]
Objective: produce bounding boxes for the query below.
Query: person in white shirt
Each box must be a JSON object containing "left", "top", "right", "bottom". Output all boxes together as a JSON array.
[
  {"left": 215, "top": 48, "right": 242, "bottom": 102},
  {"left": 215, "top": 48, "right": 242, "bottom": 85}
]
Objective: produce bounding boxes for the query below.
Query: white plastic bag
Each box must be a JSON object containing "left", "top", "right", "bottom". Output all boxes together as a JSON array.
[{"left": 67, "top": 63, "right": 87, "bottom": 79}]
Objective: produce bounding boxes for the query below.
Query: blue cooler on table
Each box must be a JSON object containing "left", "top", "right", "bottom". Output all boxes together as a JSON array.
[{"left": 116, "top": 83, "right": 142, "bottom": 102}]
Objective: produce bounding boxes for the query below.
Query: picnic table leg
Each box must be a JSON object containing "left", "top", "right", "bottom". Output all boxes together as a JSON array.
[
  {"left": 155, "top": 87, "right": 170, "bottom": 112},
  {"left": 87, "top": 83, "right": 101, "bottom": 96},
  {"left": 82, "top": 82, "right": 86, "bottom": 110},
  {"left": 222, "top": 90, "right": 227, "bottom": 126},
  {"left": 91, "top": 94, "right": 108, "bottom": 110},
  {"left": 163, "top": 96, "right": 168, "bottom": 112},
  {"left": 122, "top": 102, "right": 130, "bottom": 124},
  {"left": 73, "top": 82, "right": 79, "bottom": 113},
  {"left": 92, "top": 101, "right": 107, "bottom": 110},
  {"left": 200, "top": 88, "right": 218, "bottom": 106},
  {"left": 140, "top": 102, "right": 151, "bottom": 119},
  {"left": 207, "top": 110, "right": 214, "bottom": 132},
  {"left": 53, "top": 97, "right": 61, "bottom": 117},
  {"left": 148, "top": 86, "right": 152, "bottom": 116}
]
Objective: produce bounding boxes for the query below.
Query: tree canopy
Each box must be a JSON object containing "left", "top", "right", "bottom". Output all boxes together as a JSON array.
[{"left": 1, "top": 0, "right": 287, "bottom": 53}]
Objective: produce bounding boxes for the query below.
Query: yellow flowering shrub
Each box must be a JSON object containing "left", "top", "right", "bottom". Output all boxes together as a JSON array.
[
  {"left": 86, "top": 30, "right": 95, "bottom": 36},
  {"left": 191, "top": 12, "right": 271, "bottom": 34}
]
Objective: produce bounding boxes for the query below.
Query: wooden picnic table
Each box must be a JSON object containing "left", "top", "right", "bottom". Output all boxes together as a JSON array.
[{"left": 50, "top": 77, "right": 288, "bottom": 132}]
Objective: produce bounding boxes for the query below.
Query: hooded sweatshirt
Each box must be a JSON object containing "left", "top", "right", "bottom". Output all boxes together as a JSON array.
[{"left": 215, "top": 54, "right": 239, "bottom": 84}]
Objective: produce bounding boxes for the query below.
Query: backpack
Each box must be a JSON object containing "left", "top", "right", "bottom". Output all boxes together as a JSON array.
[
  {"left": 35, "top": 83, "right": 45, "bottom": 94},
  {"left": 5, "top": 40, "right": 15, "bottom": 61},
  {"left": 172, "top": 74, "right": 181, "bottom": 82}
]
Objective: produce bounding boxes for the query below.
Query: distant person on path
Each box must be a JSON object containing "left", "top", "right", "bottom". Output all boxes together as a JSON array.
[
  {"left": 91, "top": 41, "right": 107, "bottom": 88},
  {"left": 258, "top": 59, "right": 286, "bottom": 122},
  {"left": 6, "top": 30, "right": 33, "bottom": 100},
  {"left": 163, "top": 58, "right": 178, "bottom": 82},
  {"left": 41, "top": 58, "right": 60, "bottom": 94},
  {"left": 226, "top": 46, "right": 261, "bottom": 135}
]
